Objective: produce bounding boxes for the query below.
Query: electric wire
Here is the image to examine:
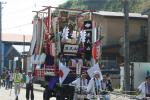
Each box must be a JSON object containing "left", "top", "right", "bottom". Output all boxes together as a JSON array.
[{"left": 2, "top": 22, "right": 32, "bottom": 30}]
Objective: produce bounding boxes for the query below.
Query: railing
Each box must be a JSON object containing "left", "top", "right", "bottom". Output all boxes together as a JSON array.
[
  {"left": 34, "top": 66, "right": 89, "bottom": 79},
  {"left": 34, "top": 66, "right": 58, "bottom": 79}
]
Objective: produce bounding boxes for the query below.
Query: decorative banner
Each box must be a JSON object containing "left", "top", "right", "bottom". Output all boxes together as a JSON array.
[
  {"left": 87, "top": 63, "right": 103, "bottom": 80},
  {"left": 76, "top": 62, "right": 81, "bottom": 75},
  {"left": 44, "top": 17, "right": 49, "bottom": 32},
  {"left": 92, "top": 39, "right": 103, "bottom": 60},
  {"left": 96, "top": 46, "right": 101, "bottom": 60},
  {"left": 59, "top": 62, "right": 70, "bottom": 84},
  {"left": 94, "top": 39, "right": 102, "bottom": 46},
  {"left": 92, "top": 46, "right": 97, "bottom": 60},
  {"left": 59, "top": 11, "right": 68, "bottom": 32},
  {"left": 77, "top": 15, "right": 84, "bottom": 30},
  {"left": 62, "top": 26, "right": 69, "bottom": 40},
  {"left": 84, "top": 21, "right": 92, "bottom": 60},
  {"left": 80, "top": 30, "right": 86, "bottom": 43},
  {"left": 84, "top": 20, "right": 92, "bottom": 30}
]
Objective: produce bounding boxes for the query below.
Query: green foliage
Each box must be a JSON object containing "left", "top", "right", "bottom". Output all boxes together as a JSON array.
[
  {"left": 103, "top": 0, "right": 123, "bottom": 12},
  {"left": 59, "top": 0, "right": 150, "bottom": 13}
]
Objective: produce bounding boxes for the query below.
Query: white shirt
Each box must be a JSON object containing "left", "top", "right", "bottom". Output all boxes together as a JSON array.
[
  {"left": 9, "top": 73, "right": 13, "bottom": 81},
  {"left": 71, "top": 78, "right": 88, "bottom": 91},
  {"left": 26, "top": 75, "right": 33, "bottom": 84},
  {"left": 138, "top": 81, "right": 150, "bottom": 97},
  {"left": 87, "top": 78, "right": 102, "bottom": 99},
  {"left": 101, "top": 81, "right": 107, "bottom": 90}
]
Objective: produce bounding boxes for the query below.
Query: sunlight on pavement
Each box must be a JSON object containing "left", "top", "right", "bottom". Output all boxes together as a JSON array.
[
  {"left": 0, "top": 87, "right": 43, "bottom": 100},
  {"left": 50, "top": 97, "right": 56, "bottom": 100}
]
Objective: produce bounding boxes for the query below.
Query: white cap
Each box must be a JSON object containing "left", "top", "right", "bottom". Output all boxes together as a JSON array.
[{"left": 27, "top": 70, "right": 32, "bottom": 73}]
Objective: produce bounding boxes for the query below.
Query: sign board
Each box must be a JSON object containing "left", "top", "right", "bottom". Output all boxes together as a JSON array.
[{"left": 63, "top": 44, "right": 79, "bottom": 55}]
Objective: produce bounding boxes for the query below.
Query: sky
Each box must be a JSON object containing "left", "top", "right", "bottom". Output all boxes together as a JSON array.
[
  {"left": 2, "top": 0, "right": 68, "bottom": 35},
  {"left": 1, "top": 0, "right": 68, "bottom": 52}
]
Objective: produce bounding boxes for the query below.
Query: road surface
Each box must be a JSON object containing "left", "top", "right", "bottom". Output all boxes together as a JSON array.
[
  {"left": 0, "top": 86, "right": 56, "bottom": 100},
  {"left": 0, "top": 86, "right": 137, "bottom": 100}
]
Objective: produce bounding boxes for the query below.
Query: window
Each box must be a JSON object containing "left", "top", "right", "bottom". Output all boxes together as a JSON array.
[{"left": 140, "top": 25, "right": 147, "bottom": 40}]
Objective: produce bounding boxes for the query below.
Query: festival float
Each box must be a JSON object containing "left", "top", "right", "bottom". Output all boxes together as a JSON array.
[{"left": 29, "top": 6, "right": 103, "bottom": 100}]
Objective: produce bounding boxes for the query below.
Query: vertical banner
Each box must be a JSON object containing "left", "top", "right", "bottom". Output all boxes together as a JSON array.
[
  {"left": 76, "top": 62, "right": 81, "bottom": 77},
  {"left": 84, "top": 21, "right": 92, "bottom": 60}
]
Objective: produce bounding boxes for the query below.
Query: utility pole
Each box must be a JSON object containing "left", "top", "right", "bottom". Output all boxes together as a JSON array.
[
  {"left": 0, "top": 2, "right": 2, "bottom": 41},
  {"left": 0, "top": 2, "right": 6, "bottom": 74},
  {"left": 0, "top": 2, "right": 2, "bottom": 74},
  {"left": 22, "top": 35, "right": 25, "bottom": 71},
  {"left": 123, "top": 0, "right": 130, "bottom": 92}
]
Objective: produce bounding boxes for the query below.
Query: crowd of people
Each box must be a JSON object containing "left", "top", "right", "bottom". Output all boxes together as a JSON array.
[
  {"left": 0, "top": 70, "right": 14, "bottom": 89},
  {"left": 0, "top": 68, "right": 34, "bottom": 100},
  {"left": 1, "top": 66, "right": 150, "bottom": 100},
  {"left": 69, "top": 70, "right": 150, "bottom": 100},
  {"left": 70, "top": 70, "right": 113, "bottom": 100}
]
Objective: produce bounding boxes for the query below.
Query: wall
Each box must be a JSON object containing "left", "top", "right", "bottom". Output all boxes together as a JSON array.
[
  {"left": 93, "top": 14, "right": 147, "bottom": 46},
  {"left": 4, "top": 44, "right": 20, "bottom": 70},
  {"left": 92, "top": 15, "right": 108, "bottom": 45},
  {"left": 106, "top": 17, "right": 147, "bottom": 45}
]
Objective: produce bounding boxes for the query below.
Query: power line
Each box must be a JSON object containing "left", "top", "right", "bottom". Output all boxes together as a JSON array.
[{"left": 2, "top": 22, "right": 32, "bottom": 30}]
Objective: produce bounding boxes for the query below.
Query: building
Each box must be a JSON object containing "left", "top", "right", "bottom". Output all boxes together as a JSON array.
[
  {"left": 142, "top": 8, "right": 150, "bottom": 62},
  {"left": 0, "top": 34, "right": 32, "bottom": 73},
  {"left": 87, "top": 11, "right": 148, "bottom": 87},
  {"left": 90, "top": 11, "right": 148, "bottom": 65}
]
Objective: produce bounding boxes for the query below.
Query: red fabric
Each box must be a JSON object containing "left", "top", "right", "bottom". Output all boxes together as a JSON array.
[
  {"left": 44, "top": 17, "right": 49, "bottom": 29},
  {"left": 92, "top": 46, "right": 97, "bottom": 60},
  {"left": 44, "top": 32, "right": 49, "bottom": 41},
  {"left": 94, "top": 39, "right": 102, "bottom": 46},
  {"left": 59, "top": 70, "right": 64, "bottom": 78},
  {"left": 54, "top": 67, "right": 59, "bottom": 76},
  {"left": 49, "top": 43, "right": 52, "bottom": 56}
]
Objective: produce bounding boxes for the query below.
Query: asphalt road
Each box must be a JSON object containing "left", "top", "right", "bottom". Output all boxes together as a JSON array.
[
  {"left": 0, "top": 86, "right": 56, "bottom": 100},
  {"left": 0, "top": 85, "right": 137, "bottom": 100}
]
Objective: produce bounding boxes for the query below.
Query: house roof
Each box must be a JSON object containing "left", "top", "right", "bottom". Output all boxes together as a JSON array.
[{"left": 93, "top": 11, "right": 148, "bottom": 18}]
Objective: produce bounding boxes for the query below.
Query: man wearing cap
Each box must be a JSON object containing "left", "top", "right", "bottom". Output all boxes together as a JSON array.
[
  {"left": 138, "top": 76, "right": 150, "bottom": 99},
  {"left": 13, "top": 67, "right": 22, "bottom": 100},
  {"left": 86, "top": 70, "right": 102, "bottom": 100},
  {"left": 26, "top": 71, "right": 34, "bottom": 100},
  {"left": 70, "top": 72, "right": 88, "bottom": 100}
]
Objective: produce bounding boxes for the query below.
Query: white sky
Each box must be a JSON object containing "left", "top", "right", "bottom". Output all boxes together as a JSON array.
[
  {"left": 2, "top": 0, "right": 68, "bottom": 35},
  {"left": 2, "top": 0, "right": 68, "bottom": 52}
]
